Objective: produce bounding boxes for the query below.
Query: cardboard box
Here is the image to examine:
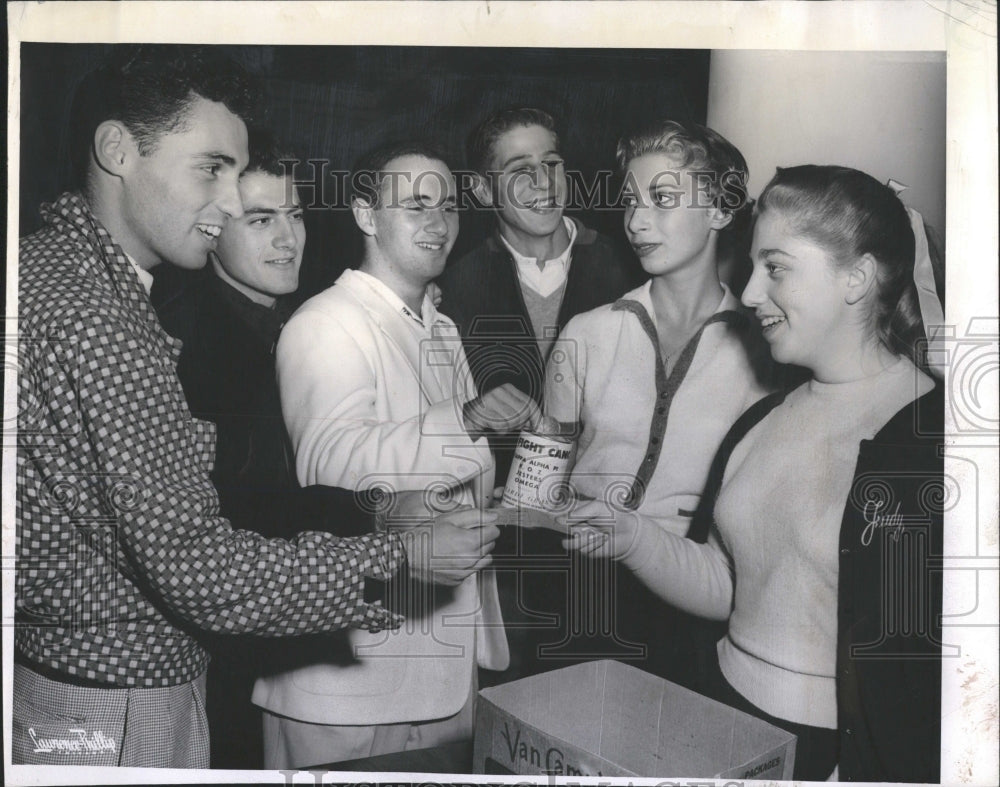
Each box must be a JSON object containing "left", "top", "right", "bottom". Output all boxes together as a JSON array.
[{"left": 474, "top": 660, "right": 796, "bottom": 780}]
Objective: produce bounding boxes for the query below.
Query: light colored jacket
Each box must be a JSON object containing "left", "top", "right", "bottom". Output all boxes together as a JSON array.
[{"left": 252, "top": 269, "right": 506, "bottom": 725}]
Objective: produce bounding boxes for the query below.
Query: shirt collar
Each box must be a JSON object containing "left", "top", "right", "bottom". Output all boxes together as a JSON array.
[
  {"left": 208, "top": 271, "right": 288, "bottom": 347},
  {"left": 627, "top": 279, "right": 740, "bottom": 318},
  {"left": 43, "top": 192, "right": 155, "bottom": 302},
  {"left": 352, "top": 269, "right": 447, "bottom": 329},
  {"left": 124, "top": 253, "right": 154, "bottom": 294},
  {"left": 501, "top": 217, "right": 577, "bottom": 297},
  {"left": 499, "top": 216, "right": 577, "bottom": 271}
]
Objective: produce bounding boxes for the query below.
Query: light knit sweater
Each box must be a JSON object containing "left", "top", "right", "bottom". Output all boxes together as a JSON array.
[
  {"left": 620, "top": 358, "right": 927, "bottom": 728},
  {"left": 546, "top": 281, "right": 769, "bottom": 534}
]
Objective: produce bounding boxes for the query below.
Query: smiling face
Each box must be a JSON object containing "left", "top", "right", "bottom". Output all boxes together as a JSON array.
[
  {"left": 367, "top": 154, "right": 459, "bottom": 286},
  {"left": 118, "top": 96, "right": 249, "bottom": 270},
  {"left": 487, "top": 124, "right": 568, "bottom": 248},
  {"left": 743, "top": 209, "right": 855, "bottom": 372},
  {"left": 211, "top": 171, "right": 305, "bottom": 307},
  {"left": 622, "top": 152, "right": 725, "bottom": 278}
]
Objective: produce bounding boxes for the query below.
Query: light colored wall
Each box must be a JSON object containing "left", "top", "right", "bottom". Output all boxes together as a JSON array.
[{"left": 707, "top": 50, "right": 946, "bottom": 236}]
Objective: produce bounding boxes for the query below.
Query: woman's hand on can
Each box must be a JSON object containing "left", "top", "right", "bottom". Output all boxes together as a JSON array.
[{"left": 558, "top": 499, "right": 641, "bottom": 561}]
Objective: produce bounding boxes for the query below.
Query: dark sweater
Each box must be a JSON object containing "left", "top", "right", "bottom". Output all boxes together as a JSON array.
[
  {"left": 437, "top": 218, "right": 640, "bottom": 476},
  {"left": 691, "top": 382, "right": 944, "bottom": 783},
  {"left": 436, "top": 219, "right": 640, "bottom": 684}
]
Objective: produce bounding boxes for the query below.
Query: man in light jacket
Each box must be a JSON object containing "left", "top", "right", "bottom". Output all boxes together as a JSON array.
[{"left": 255, "top": 142, "right": 537, "bottom": 769}]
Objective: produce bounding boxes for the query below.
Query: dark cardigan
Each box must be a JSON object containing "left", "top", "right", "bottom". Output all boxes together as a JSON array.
[
  {"left": 437, "top": 218, "right": 639, "bottom": 475},
  {"left": 155, "top": 270, "right": 375, "bottom": 540},
  {"left": 689, "top": 382, "right": 944, "bottom": 783}
]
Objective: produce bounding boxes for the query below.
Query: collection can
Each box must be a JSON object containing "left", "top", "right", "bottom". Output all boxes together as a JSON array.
[{"left": 501, "top": 428, "right": 575, "bottom": 516}]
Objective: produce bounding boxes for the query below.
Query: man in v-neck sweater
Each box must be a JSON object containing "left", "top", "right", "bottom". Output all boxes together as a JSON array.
[
  {"left": 438, "top": 108, "right": 637, "bottom": 480},
  {"left": 505, "top": 215, "right": 577, "bottom": 363},
  {"left": 437, "top": 108, "right": 638, "bottom": 682}
]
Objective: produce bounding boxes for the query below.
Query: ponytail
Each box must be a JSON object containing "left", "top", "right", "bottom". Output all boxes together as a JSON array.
[
  {"left": 883, "top": 274, "right": 927, "bottom": 369},
  {"left": 756, "top": 165, "right": 940, "bottom": 372}
]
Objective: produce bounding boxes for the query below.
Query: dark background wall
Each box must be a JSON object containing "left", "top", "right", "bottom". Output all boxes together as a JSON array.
[{"left": 19, "top": 43, "right": 709, "bottom": 302}]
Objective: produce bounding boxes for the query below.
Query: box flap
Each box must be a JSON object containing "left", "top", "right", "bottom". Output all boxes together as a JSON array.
[{"left": 479, "top": 660, "right": 797, "bottom": 778}]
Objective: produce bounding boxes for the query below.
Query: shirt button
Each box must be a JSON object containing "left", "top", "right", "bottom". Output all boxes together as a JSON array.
[
  {"left": 645, "top": 455, "right": 655, "bottom": 463},
  {"left": 659, "top": 392, "right": 668, "bottom": 399},
  {"left": 651, "top": 437, "right": 660, "bottom": 445},
  {"left": 656, "top": 407, "right": 666, "bottom": 415}
]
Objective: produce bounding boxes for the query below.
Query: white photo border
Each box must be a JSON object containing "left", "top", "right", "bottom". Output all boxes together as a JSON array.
[{"left": 5, "top": 2, "right": 997, "bottom": 785}]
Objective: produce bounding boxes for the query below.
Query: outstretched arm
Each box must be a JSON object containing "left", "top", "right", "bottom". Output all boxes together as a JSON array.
[
  {"left": 561, "top": 501, "right": 735, "bottom": 621},
  {"left": 17, "top": 309, "right": 407, "bottom": 638}
]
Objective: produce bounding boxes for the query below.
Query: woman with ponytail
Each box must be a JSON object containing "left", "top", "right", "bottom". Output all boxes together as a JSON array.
[{"left": 564, "top": 165, "right": 944, "bottom": 782}]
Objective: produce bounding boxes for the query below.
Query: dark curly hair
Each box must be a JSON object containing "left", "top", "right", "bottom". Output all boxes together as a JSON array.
[
  {"left": 350, "top": 140, "right": 451, "bottom": 208},
  {"left": 244, "top": 126, "right": 298, "bottom": 179},
  {"left": 71, "top": 45, "right": 259, "bottom": 185}
]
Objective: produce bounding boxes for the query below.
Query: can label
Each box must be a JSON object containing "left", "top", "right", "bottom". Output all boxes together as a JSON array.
[{"left": 502, "top": 431, "right": 575, "bottom": 513}]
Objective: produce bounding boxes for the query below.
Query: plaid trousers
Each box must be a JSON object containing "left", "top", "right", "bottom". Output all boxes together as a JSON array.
[{"left": 12, "top": 664, "right": 209, "bottom": 767}]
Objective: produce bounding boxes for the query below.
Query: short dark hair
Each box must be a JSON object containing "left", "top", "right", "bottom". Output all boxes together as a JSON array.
[
  {"left": 350, "top": 140, "right": 451, "bottom": 208},
  {"left": 71, "top": 44, "right": 258, "bottom": 185},
  {"left": 245, "top": 126, "right": 298, "bottom": 179},
  {"left": 466, "top": 107, "right": 560, "bottom": 175}
]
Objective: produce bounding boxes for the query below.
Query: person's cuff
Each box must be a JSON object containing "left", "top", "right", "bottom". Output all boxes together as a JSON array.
[
  {"left": 367, "top": 530, "right": 407, "bottom": 581},
  {"left": 418, "top": 396, "right": 485, "bottom": 444},
  {"left": 355, "top": 601, "right": 404, "bottom": 633},
  {"left": 616, "top": 511, "right": 659, "bottom": 571}
]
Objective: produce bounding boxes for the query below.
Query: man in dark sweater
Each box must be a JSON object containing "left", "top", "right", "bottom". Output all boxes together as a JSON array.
[
  {"left": 153, "top": 129, "right": 340, "bottom": 768},
  {"left": 156, "top": 130, "right": 305, "bottom": 544},
  {"left": 437, "top": 108, "right": 640, "bottom": 682},
  {"left": 439, "top": 108, "right": 637, "bottom": 460}
]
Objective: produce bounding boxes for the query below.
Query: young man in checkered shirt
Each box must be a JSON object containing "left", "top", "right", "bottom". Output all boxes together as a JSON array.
[{"left": 13, "top": 45, "right": 499, "bottom": 769}]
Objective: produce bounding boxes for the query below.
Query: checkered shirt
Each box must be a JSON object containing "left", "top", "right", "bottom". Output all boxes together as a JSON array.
[{"left": 15, "top": 193, "right": 405, "bottom": 688}]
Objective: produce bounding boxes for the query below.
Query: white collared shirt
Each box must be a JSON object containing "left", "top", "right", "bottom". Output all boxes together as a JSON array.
[
  {"left": 500, "top": 217, "right": 577, "bottom": 298},
  {"left": 125, "top": 253, "right": 154, "bottom": 294}
]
